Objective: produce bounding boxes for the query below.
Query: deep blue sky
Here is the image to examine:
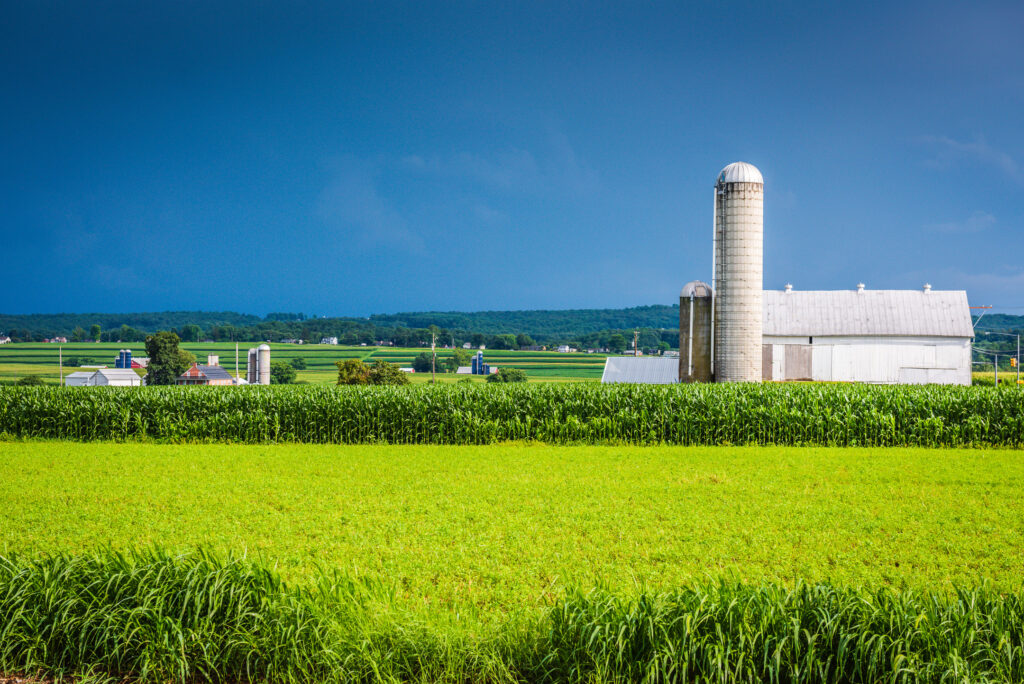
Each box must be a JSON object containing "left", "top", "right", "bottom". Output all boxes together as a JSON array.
[{"left": 3, "top": 1, "right": 1022, "bottom": 316}]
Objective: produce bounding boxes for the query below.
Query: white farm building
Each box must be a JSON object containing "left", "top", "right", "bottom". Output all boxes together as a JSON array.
[
  {"left": 603, "top": 161, "right": 976, "bottom": 386},
  {"left": 762, "top": 287, "right": 972, "bottom": 384}
]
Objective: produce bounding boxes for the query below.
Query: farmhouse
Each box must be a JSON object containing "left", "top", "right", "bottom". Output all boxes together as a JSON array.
[{"left": 176, "top": 363, "right": 236, "bottom": 386}]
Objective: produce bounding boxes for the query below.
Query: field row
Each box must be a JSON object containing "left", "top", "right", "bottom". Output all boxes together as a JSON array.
[
  {"left": 0, "top": 342, "right": 607, "bottom": 382},
  {"left": 2, "top": 382, "right": 1023, "bottom": 446}
]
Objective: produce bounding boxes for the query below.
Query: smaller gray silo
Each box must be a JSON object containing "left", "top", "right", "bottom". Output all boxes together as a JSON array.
[
  {"left": 247, "top": 348, "right": 258, "bottom": 384},
  {"left": 679, "top": 280, "right": 713, "bottom": 382}
]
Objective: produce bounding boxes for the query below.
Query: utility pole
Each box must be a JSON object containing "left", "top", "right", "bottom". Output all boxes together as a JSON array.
[
  {"left": 431, "top": 332, "right": 437, "bottom": 383},
  {"left": 59, "top": 344, "right": 63, "bottom": 386},
  {"left": 633, "top": 329, "right": 639, "bottom": 357},
  {"left": 995, "top": 354, "right": 998, "bottom": 386}
]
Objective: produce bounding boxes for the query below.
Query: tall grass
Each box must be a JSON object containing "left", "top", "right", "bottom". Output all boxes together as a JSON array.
[
  {"left": 2, "top": 383, "right": 1024, "bottom": 446},
  {"left": 1, "top": 550, "right": 1022, "bottom": 683}
]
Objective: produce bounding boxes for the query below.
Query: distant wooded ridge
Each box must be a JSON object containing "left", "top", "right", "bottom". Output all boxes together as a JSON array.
[
  {"left": 0, "top": 305, "right": 682, "bottom": 345},
  {"left": 1, "top": 307, "right": 1020, "bottom": 346}
]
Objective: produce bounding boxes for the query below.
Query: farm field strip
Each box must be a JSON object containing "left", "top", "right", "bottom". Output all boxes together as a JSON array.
[
  {"left": 3, "top": 442, "right": 1022, "bottom": 619},
  {"left": 0, "top": 342, "right": 608, "bottom": 383}
]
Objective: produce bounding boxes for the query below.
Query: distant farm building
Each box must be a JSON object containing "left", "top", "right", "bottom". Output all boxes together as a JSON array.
[
  {"left": 321, "top": 337, "right": 339, "bottom": 345},
  {"left": 176, "top": 363, "right": 235, "bottom": 386},
  {"left": 64, "top": 371, "right": 94, "bottom": 386},
  {"left": 601, "top": 357, "right": 679, "bottom": 384},
  {"left": 89, "top": 368, "right": 142, "bottom": 386}
]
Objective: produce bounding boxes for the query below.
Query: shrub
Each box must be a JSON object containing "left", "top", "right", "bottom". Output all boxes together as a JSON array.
[{"left": 486, "top": 368, "right": 527, "bottom": 383}]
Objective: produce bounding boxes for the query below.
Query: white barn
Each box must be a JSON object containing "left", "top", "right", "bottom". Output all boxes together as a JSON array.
[{"left": 762, "top": 287, "right": 973, "bottom": 385}]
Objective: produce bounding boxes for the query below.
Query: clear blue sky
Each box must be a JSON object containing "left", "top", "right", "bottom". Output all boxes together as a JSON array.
[{"left": 2, "top": 1, "right": 1022, "bottom": 316}]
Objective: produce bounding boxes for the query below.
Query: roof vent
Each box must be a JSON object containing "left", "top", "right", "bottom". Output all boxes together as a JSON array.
[
  {"left": 784, "top": 283, "right": 793, "bottom": 293},
  {"left": 856, "top": 283, "right": 865, "bottom": 293},
  {"left": 923, "top": 283, "right": 932, "bottom": 293}
]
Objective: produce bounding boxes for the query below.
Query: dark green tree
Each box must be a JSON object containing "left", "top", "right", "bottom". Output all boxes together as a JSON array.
[
  {"left": 441, "top": 348, "right": 471, "bottom": 373},
  {"left": 367, "top": 360, "right": 410, "bottom": 385},
  {"left": 486, "top": 367, "right": 527, "bottom": 383},
  {"left": 270, "top": 361, "right": 297, "bottom": 384},
  {"left": 412, "top": 352, "right": 433, "bottom": 373},
  {"left": 71, "top": 327, "right": 87, "bottom": 343},
  {"left": 145, "top": 331, "right": 191, "bottom": 385},
  {"left": 180, "top": 324, "right": 202, "bottom": 342},
  {"left": 608, "top": 334, "right": 627, "bottom": 354},
  {"left": 516, "top": 333, "right": 535, "bottom": 349},
  {"left": 290, "top": 357, "right": 307, "bottom": 370},
  {"left": 17, "top": 375, "right": 45, "bottom": 386},
  {"left": 90, "top": 324, "right": 101, "bottom": 342},
  {"left": 494, "top": 334, "right": 517, "bottom": 350},
  {"left": 336, "top": 359, "right": 369, "bottom": 385}
]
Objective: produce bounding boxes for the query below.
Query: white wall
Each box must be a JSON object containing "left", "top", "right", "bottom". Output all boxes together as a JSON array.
[{"left": 763, "top": 336, "right": 972, "bottom": 385}]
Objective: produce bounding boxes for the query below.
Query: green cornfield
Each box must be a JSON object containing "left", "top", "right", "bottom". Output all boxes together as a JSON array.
[{"left": 2, "top": 383, "right": 1023, "bottom": 446}]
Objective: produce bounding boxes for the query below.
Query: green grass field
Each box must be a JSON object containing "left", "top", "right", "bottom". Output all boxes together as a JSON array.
[
  {"left": 0, "top": 342, "right": 607, "bottom": 383},
  {"left": 3, "top": 442, "right": 1021, "bottom": 620}
]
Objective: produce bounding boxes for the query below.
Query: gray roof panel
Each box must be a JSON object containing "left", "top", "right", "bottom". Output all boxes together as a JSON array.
[
  {"left": 601, "top": 357, "right": 679, "bottom": 384},
  {"left": 763, "top": 290, "right": 972, "bottom": 337},
  {"left": 198, "top": 365, "right": 234, "bottom": 380}
]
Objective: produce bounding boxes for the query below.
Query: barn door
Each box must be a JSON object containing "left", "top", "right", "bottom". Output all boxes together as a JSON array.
[{"left": 784, "top": 345, "right": 812, "bottom": 381}]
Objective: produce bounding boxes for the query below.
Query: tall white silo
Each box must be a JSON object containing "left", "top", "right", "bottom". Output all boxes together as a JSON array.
[
  {"left": 712, "top": 162, "right": 763, "bottom": 382},
  {"left": 258, "top": 344, "right": 271, "bottom": 385}
]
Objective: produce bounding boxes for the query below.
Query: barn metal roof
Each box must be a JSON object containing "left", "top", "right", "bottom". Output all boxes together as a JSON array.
[
  {"left": 601, "top": 356, "right": 679, "bottom": 384},
  {"left": 763, "top": 289, "right": 973, "bottom": 338},
  {"left": 93, "top": 368, "right": 142, "bottom": 379}
]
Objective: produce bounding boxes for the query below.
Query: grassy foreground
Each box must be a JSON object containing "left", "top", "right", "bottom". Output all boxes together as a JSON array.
[
  {"left": 2, "top": 443, "right": 1023, "bottom": 611},
  {"left": 2, "top": 549, "right": 1023, "bottom": 683}
]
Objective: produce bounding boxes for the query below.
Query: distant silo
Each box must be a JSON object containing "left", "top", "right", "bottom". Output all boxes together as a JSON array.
[
  {"left": 713, "top": 162, "right": 763, "bottom": 382},
  {"left": 258, "top": 344, "right": 271, "bottom": 385},
  {"left": 247, "top": 347, "right": 258, "bottom": 384},
  {"left": 679, "top": 280, "right": 713, "bottom": 382}
]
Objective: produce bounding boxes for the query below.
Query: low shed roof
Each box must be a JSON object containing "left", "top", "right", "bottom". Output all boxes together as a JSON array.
[
  {"left": 601, "top": 356, "right": 679, "bottom": 384},
  {"left": 763, "top": 290, "right": 973, "bottom": 338}
]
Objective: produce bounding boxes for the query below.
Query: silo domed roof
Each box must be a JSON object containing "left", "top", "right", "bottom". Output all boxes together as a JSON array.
[
  {"left": 717, "top": 162, "right": 763, "bottom": 185},
  {"left": 681, "top": 280, "right": 713, "bottom": 297}
]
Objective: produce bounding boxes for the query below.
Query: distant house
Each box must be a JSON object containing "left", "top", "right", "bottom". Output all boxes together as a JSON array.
[
  {"left": 90, "top": 368, "right": 143, "bottom": 387},
  {"left": 176, "top": 363, "right": 235, "bottom": 386},
  {"left": 557, "top": 345, "right": 578, "bottom": 353},
  {"left": 44, "top": 337, "right": 68, "bottom": 344},
  {"left": 0, "top": 335, "right": 11, "bottom": 344},
  {"left": 462, "top": 342, "right": 472, "bottom": 349},
  {"left": 131, "top": 357, "right": 149, "bottom": 368},
  {"left": 320, "top": 337, "right": 339, "bottom": 345},
  {"left": 280, "top": 338, "right": 304, "bottom": 345}
]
